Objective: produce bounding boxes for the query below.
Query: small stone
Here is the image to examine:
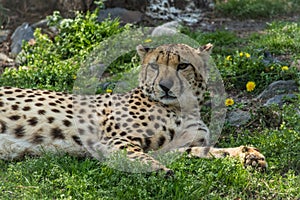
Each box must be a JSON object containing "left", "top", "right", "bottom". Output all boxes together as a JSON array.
[
  {"left": 151, "top": 21, "right": 180, "bottom": 36},
  {"left": 264, "top": 94, "right": 297, "bottom": 107},
  {"left": 227, "top": 109, "right": 251, "bottom": 127},
  {"left": 256, "top": 80, "right": 299, "bottom": 101}
]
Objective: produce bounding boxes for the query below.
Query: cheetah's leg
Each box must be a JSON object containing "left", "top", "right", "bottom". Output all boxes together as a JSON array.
[
  {"left": 176, "top": 146, "right": 267, "bottom": 171},
  {"left": 90, "top": 143, "right": 173, "bottom": 175},
  {"left": 124, "top": 146, "right": 173, "bottom": 174}
]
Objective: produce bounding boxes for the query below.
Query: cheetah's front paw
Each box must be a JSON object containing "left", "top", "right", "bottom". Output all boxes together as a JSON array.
[{"left": 239, "top": 146, "right": 267, "bottom": 171}]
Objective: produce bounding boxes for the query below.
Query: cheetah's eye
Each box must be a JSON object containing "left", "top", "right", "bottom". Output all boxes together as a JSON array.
[
  {"left": 149, "top": 63, "right": 158, "bottom": 70},
  {"left": 177, "top": 63, "right": 190, "bottom": 71}
]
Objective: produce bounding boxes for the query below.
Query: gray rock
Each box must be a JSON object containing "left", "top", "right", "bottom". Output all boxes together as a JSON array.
[
  {"left": 151, "top": 21, "right": 180, "bottom": 36},
  {"left": 97, "top": 8, "right": 143, "bottom": 25},
  {"left": 10, "top": 23, "right": 34, "bottom": 57},
  {"left": 227, "top": 109, "right": 251, "bottom": 127},
  {"left": 0, "top": 30, "right": 10, "bottom": 43},
  {"left": 264, "top": 94, "right": 297, "bottom": 106},
  {"left": 256, "top": 80, "right": 299, "bottom": 101}
]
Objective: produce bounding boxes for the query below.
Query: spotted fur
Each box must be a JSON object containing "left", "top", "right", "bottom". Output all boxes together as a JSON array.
[{"left": 0, "top": 44, "right": 267, "bottom": 174}]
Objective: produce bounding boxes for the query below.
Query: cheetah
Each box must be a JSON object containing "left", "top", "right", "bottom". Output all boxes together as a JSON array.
[{"left": 0, "top": 43, "right": 267, "bottom": 174}]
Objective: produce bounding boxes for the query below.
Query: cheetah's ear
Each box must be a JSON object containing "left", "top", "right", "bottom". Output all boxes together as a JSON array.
[
  {"left": 136, "top": 44, "right": 150, "bottom": 59},
  {"left": 197, "top": 43, "right": 213, "bottom": 54}
]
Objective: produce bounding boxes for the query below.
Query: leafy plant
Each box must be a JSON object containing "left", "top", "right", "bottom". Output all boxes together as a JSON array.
[
  {"left": 215, "top": 50, "right": 299, "bottom": 93},
  {"left": 48, "top": 10, "right": 125, "bottom": 59},
  {"left": 0, "top": 29, "right": 78, "bottom": 91},
  {"left": 0, "top": 9, "right": 129, "bottom": 91}
]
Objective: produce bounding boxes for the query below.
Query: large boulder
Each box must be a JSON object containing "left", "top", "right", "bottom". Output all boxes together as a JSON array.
[{"left": 226, "top": 109, "right": 251, "bottom": 127}]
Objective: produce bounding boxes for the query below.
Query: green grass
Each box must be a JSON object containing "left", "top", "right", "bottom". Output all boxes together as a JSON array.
[
  {"left": 1, "top": 126, "right": 299, "bottom": 199},
  {"left": 252, "top": 22, "right": 300, "bottom": 55},
  {"left": 1, "top": 99, "right": 299, "bottom": 199}
]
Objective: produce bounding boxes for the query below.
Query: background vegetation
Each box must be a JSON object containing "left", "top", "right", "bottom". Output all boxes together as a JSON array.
[
  {"left": 0, "top": 0, "right": 299, "bottom": 199},
  {"left": 0, "top": 4, "right": 8, "bottom": 27},
  {"left": 215, "top": 0, "right": 300, "bottom": 19}
]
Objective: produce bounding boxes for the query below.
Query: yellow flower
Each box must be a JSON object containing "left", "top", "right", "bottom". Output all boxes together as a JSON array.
[
  {"left": 106, "top": 89, "right": 113, "bottom": 93},
  {"left": 226, "top": 55, "right": 232, "bottom": 61},
  {"left": 225, "top": 98, "right": 234, "bottom": 106},
  {"left": 246, "top": 81, "right": 256, "bottom": 92},
  {"left": 245, "top": 53, "right": 251, "bottom": 58},
  {"left": 270, "top": 66, "right": 274, "bottom": 70},
  {"left": 239, "top": 52, "right": 244, "bottom": 57},
  {"left": 281, "top": 66, "right": 289, "bottom": 71},
  {"left": 144, "top": 38, "right": 152, "bottom": 43}
]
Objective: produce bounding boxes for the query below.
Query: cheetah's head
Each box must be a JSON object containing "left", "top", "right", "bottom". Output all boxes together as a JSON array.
[{"left": 137, "top": 43, "right": 213, "bottom": 106}]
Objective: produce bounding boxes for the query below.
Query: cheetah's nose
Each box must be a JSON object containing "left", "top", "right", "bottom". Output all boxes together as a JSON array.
[
  {"left": 159, "top": 84, "right": 170, "bottom": 93},
  {"left": 159, "top": 80, "right": 173, "bottom": 94}
]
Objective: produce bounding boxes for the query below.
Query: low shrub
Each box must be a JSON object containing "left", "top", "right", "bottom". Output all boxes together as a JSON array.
[{"left": 0, "top": 8, "right": 130, "bottom": 91}]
